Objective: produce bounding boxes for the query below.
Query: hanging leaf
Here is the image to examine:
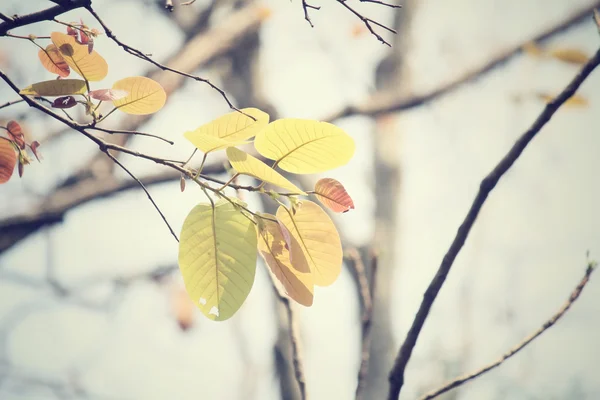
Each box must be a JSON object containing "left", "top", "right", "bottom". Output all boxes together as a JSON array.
[
  {"left": 20, "top": 79, "right": 87, "bottom": 97},
  {"left": 89, "top": 88, "right": 128, "bottom": 101},
  {"left": 30, "top": 141, "right": 42, "bottom": 162},
  {"left": 254, "top": 118, "right": 355, "bottom": 174},
  {"left": 314, "top": 178, "right": 355, "bottom": 213},
  {"left": 52, "top": 96, "right": 77, "bottom": 109},
  {"left": 548, "top": 48, "right": 589, "bottom": 65},
  {"left": 51, "top": 32, "right": 108, "bottom": 81},
  {"left": 276, "top": 200, "right": 343, "bottom": 286},
  {"left": 186, "top": 107, "right": 269, "bottom": 142},
  {"left": 178, "top": 199, "right": 258, "bottom": 321},
  {"left": 257, "top": 216, "right": 314, "bottom": 306},
  {"left": 38, "top": 44, "right": 70, "bottom": 77},
  {"left": 6, "top": 121, "right": 26, "bottom": 149},
  {"left": 226, "top": 147, "right": 306, "bottom": 194},
  {"left": 111, "top": 76, "right": 166, "bottom": 115},
  {"left": 0, "top": 140, "right": 16, "bottom": 184}
]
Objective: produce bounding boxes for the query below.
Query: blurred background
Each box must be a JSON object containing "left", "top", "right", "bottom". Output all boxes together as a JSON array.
[{"left": 1, "top": 0, "right": 600, "bottom": 399}]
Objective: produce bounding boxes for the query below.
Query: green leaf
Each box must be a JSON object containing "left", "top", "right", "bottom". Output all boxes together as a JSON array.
[
  {"left": 178, "top": 199, "right": 257, "bottom": 321},
  {"left": 19, "top": 79, "right": 87, "bottom": 96},
  {"left": 276, "top": 200, "right": 343, "bottom": 286},
  {"left": 254, "top": 118, "right": 355, "bottom": 174},
  {"left": 226, "top": 147, "right": 306, "bottom": 194}
]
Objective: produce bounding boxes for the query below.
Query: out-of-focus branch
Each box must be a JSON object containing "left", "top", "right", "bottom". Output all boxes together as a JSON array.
[
  {"left": 387, "top": 46, "right": 600, "bottom": 400},
  {"left": 420, "top": 261, "right": 597, "bottom": 400},
  {"left": 324, "top": 0, "right": 600, "bottom": 123},
  {"left": 347, "top": 248, "right": 379, "bottom": 400},
  {"left": 0, "top": 0, "right": 91, "bottom": 36}
]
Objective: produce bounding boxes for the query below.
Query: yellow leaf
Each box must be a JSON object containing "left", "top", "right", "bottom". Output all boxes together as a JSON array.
[
  {"left": 257, "top": 216, "right": 313, "bottom": 306},
  {"left": 548, "top": 48, "right": 589, "bottom": 65},
  {"left": 111, "top": 76, "right": 167, "bottom": 115},
  {"left": 276, "top": 200, "right": 342, "bottom": 286},
  {"left": 254, "top": 118, "right": 355, "bottom": 174},
  {"left": 19, "top": 79, "right": 87, "bottom": 96},
  {"left": 38, "top": 44, "right": 70, "bottom": 77},
  {"left": 178, "top": 199, "right": 257, "bottom": 321},
  {"left": 51, "top": 32, "right": 108, "bottom": 81},
  {"left": 184, "top": 108, "right": 269, "bottom": 151},
  {"left": 226, "top": 147, "right": 306, "bottom": 194},
  {"left": 183, "top": 133, "right": 249, "bottom": 154},
  {"left": 537, "top": 93, "right": 589, "bottom": 107}
]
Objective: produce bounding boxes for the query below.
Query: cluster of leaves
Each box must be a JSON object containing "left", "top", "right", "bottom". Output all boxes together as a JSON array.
[
  {"left": 21, "top": 20, "right": 166, "bottom": 119},
  {"left": 178, "top": 109, "right": 356, "bottom": 321},
  {"left": 0, "top": 120, "right": 41, "bottom": 183}
]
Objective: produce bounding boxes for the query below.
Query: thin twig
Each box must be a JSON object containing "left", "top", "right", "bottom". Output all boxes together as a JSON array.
[
  {"left": 103, "top": 151, "right": 179, "bottom": 243},
  {"left": 336, "top": 0, "right": 398, "bottom": 46},
  {"left": 90, "top": 126, "right": 174, "bottom": 145},
  {"left": 325, "top": 0, "right": 600, "bottom": 122},
  {"left": 301, "top": 1, "right": 321, "bottom": 28},
  {"left": 420, "top": 261, "right": 597, "bottom": 400},
  {"left": 387, "top": 47, "right": 600, "bottom": 400},
  {"left": 0, "top": 99, "right": 24, "bottom": 110},
  {"left": 84, "top": 5, "right": 248, "bottom": 117}
]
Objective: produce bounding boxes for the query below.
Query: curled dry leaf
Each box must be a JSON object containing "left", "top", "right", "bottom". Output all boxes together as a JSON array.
[
  {"left": 89, "top": 89, "right": 128, "bottom": 101},
  {"left": 38, "top": 44, "right": 70, "bottom": 77},
  {"left": 0, "top": 140, "right": 17, "bottom": 184},
  {"left": 52, "top": 96, "right": 77, "bottom": 109},
  {"left": 6, "top": 120, "right": 25, "bottom": 149},
  {"left": 30, "top": 141, "right": 42, "bottom": 162},
  {"left": 180, "top": 174, "right": 186, "bottom": 192},
  {"left": 314, "top": 177, "right": 355, "bottom": 213}
]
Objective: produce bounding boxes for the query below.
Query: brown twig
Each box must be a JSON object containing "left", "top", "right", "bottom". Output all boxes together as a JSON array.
[
  {"left": 325, "top": 0, "right": 600, "bottom": 122},
  {"left": 347, "top": 248, "right": 379, "bottom": 400},
  {"left": 336, "top": 0, "right": 400, "bottom": 46},
  {"left": 420, "top": 261, "right": 597, "bottom": 400},
  {"left": 0, "top": 99, "right": 24, "bottom": 110},
  {"left": 301, "top": 0, "right": 321, "bottom": 28},
  {"left": 90, "top": 126, "right": 174, "bottom": 145},
  {"left": 0, "top": 0, "right": 91, "bottom": 36},
  {"left": 387, "top": 46, "right": 600, "bottom": 400}
]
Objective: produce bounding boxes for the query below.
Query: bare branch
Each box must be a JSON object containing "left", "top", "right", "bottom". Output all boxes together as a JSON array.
[
  {"left": 420, "top": 261, "right": 597, "bottom": 400},
  {"left": 0, "top": 99, "right": 24, "bottom": 111},
  {"left": 90, "top": 126, "right": 174, "bottom": 145},
  {"left": 325, "top": 0, "right": 600, "bottom": 122},
  {"left": 0, "top": 0, "right": 91, "bottom": 36},
  {"left": 336, "top": 0, "right": 398, "bottom": 46},
  {"left": 387, "top": 46, "right": 600, "bottom": 400}
]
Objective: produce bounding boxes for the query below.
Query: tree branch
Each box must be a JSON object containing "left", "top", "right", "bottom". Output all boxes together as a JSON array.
[
  {"left": 325, "top": 0, "right": 600, "bottom": 122},
  {"left": 0, "top": 0, "right": 91, "bottom": 36},
  {"left": 420, "top": 260, "right": 597, "bottom": 400},
  {"left": 387, "top": 45, "right": 600, "bottom": 400}
]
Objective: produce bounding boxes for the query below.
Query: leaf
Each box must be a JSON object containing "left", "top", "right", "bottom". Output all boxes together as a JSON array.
[
  {"left": 226, "top": 147, "right": 306, "bottom": 194},
  {"left": 548, "top": 48, "right": 589, "bottom": 65},
  {"left": 6, "top": 121, "right": 25, "bottom": 149},
  {"left": 0, "top": 140, "right": 16, "bottom": 184},
  {"left": 20, "top": 79, "right": 87, "bottom": 97},
  {"left": 314, "top": 178, "right": 355, "bottom": 213},
  {"left": 111, "top": 76, "right": 167, "bottom": 115},
  {"left": 276, "top": 200, "right": 343, "bottom": 286},
  {"left": 178, "top": 199, "right": 257, "bottom": 321},
  {"left": 183, "top": 134, "right": 250, "bottom": 154},
  {"left": 187, "top": 107, "right": 269, "bottom": 142},
  {"left": 254, "top": 118, "right": 355, "bottom": 174},
  {"left": 171, "top": 286, "right": 195, "bottom": 331},
  {"left": 89, "top": 88, "right": 128, "bottom": 101},
  {"left": 38, "top": 44, "right": 70, "bottom": 77},
  {"left": 257, "top": 216, "right": 313, "bottom": 306},
  {"left": 52, "top": 96, "right": 77, "bottom": 109},
  {"left": 537, "top": 93, "right": 589, "bottom": 107},
  {"left": 30, "top": 141, "right": 42, "bottom": 162},
  {"left": 51, "top": 32, "right": 108, "bottom": 81}
]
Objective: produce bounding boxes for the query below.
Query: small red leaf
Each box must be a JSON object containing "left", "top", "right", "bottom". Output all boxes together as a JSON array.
[
  {"left": 88, "top": 89, "right": 128, "bottom": 101},
  {"left": 17, "top": 159, "right": 24, "bottom": 178},
  {"left": 30, "top": 141, "right": 42, "bottom": 162},
  {"left": 52, "top": 96, "right": 77, "bottom": 109},
  {"left": 66, "top": 25, "right": 78, "bottom": 37},
  {"left": 0, "top": 140, "right": 17, "bottom": 184},
  {"left": 314, "top": 178, "right": 355, "bottom": 213},
  {"left": 6, "top": 121, "right": 26, "bottom": 150}
]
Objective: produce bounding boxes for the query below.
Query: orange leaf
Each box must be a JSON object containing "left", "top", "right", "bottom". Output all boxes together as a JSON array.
[
  {"left": 0, "top": 140, "right": 16, "bottom": 184},
  {"left": 38, "top": 44, "right": 70, "bottom": 77},
  {"left": 314, "top": 178, "right": 355, "bottom": 213},
  {"left": 7, "top": 120, "right": 25, "bottom": 149}
]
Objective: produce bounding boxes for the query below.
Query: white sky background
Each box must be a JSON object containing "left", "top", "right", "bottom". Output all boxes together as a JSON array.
[{"left": 0, "top": 0, "right": 600, "bottom": 399}]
